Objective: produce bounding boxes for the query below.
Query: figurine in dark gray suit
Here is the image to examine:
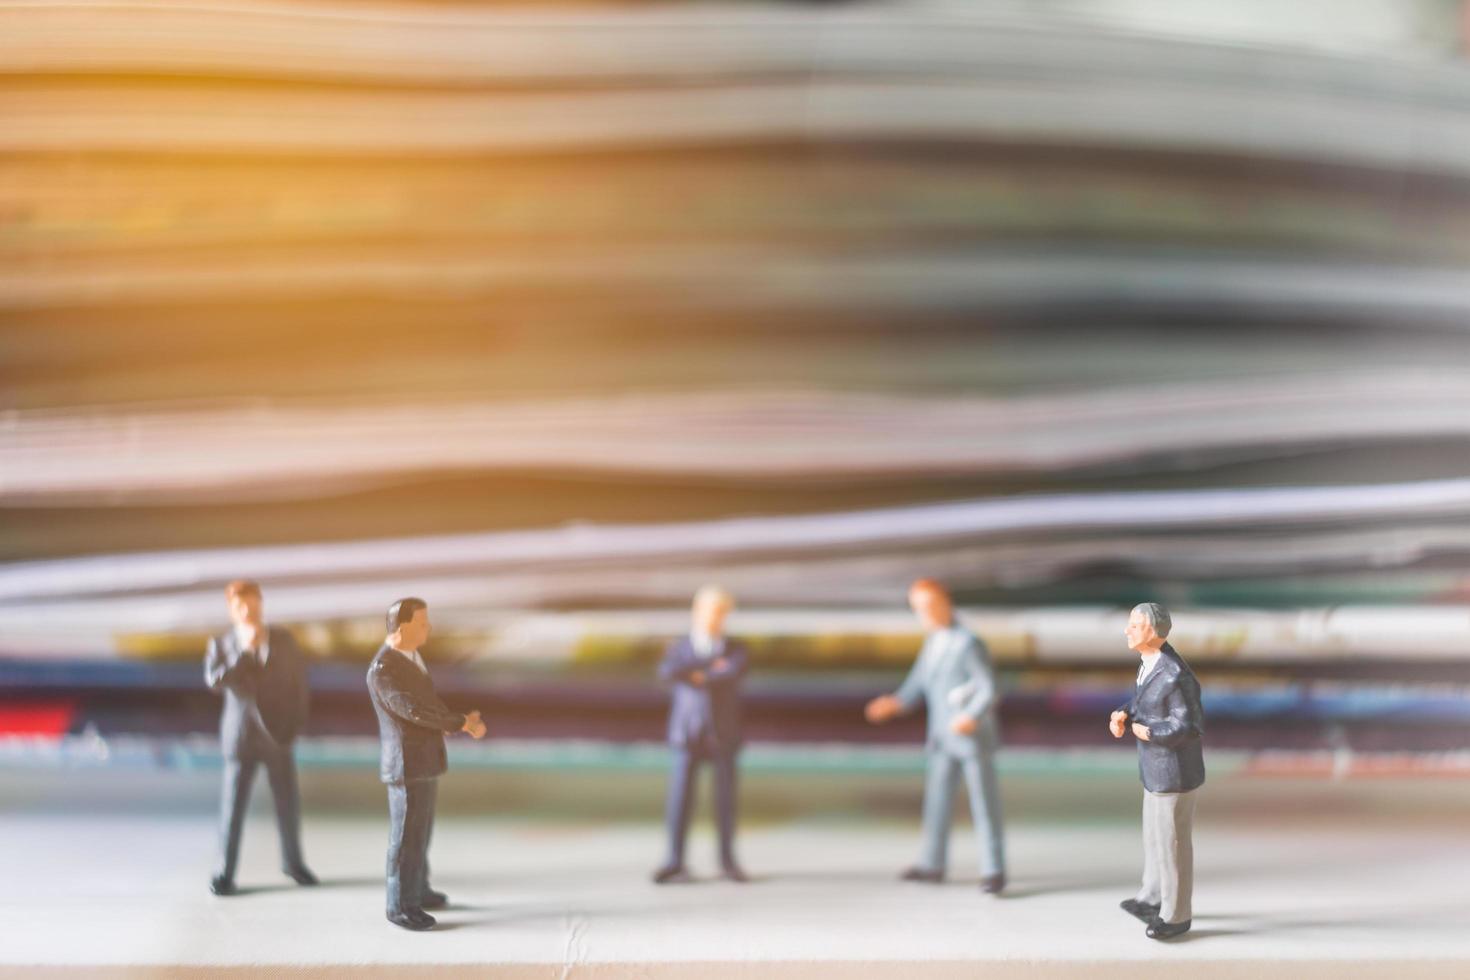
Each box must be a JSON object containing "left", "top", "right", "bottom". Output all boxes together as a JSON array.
[
  {"left": 1110, "top": 602, "right": 1205, "bottom": 940},
  {"left": 866, "top": 579, "right": 1006, "bottom": 894},
  {"left": 204, "top": 579, "right": 315, "bottom": 896},
  {"left": 367, "top": 597, "right": 486, "bottom": 930},
  {"left": 652, "top": 585, "right": 750, "bottom": 884}
]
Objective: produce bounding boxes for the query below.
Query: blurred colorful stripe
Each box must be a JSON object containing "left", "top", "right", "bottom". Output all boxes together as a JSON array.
[{"left": 0, "top": 700, "right": 75, "bottom": 738}]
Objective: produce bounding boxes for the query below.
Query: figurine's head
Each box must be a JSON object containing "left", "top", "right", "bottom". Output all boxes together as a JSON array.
[
  {"left": 1125, "top": 602, "right": 1171, "bottom": 653},
  {"left": 908, "top": 578, "right": 953, "bottom": 630},
  {"left": 387, "top": 597, "right": 431, "bottom": 652},
  {"left": 692, "top": 585, "right": 734, "bottom": 637},
  {"left": 225, "top": 579, "right": 263, "bottom": 627}
]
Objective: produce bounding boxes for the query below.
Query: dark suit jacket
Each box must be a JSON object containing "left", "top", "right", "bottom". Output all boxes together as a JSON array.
[
  {"left": 658, "top": 635, "right": 748, "bottom": 751},
  {"left": 204, "top": 625, "right": 310, "bottom": 758},
  {"left": 367, "top": 645, "right": 466, "bottom": 785},
  {"left": 1119, "top": 643, "right": 1206, "bottom": 794}
]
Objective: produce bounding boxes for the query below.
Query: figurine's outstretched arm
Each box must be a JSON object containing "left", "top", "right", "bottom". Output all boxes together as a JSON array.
[
  {"left": 203, "top": 637, "right": 255, "bottom": 693},
  {"left": 892, "top": 654, "right": 926, "bottom": 714},
  {"left": 1142, "top": 678, "right": 1203, "bottom": 747},
  {"left": 369, "top": 663, "right": 465, "bottom": 733}
]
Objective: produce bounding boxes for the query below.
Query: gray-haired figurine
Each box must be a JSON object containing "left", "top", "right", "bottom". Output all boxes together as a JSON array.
[{"left": 1111, "top": 602, "right": 1205, "bottom": 940}]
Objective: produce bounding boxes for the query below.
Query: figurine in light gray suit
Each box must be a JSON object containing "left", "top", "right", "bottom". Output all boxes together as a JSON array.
[
  {"left": 1110, "top": 602, "right": 1205, "bottom": 941},
  {"left": 204, "top": 579, "right": 315, "bottom": 896},
  {"left": 866, "top": 579, "right": 1006, "bottom": 893}
]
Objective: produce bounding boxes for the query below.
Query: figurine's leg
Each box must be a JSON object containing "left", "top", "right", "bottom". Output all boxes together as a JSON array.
[
  {"left": 414, "top": 778, "right": 439, "bottom": 907},
  {"left": 263, "top": 746, "right": 305, "bottom": 872},
  {"left": 661, "top": 745, "right": 699, "bottom": 869},
  {"left": 712, "top": 747, "right": 739, "bottom": 867},
  {"left": 917, "top": 752, "right": 958, "bottom": 873},
  {"left": 216, "top": 754, "right": 258, "bottom": 882},
  {"left": 1156, "top": 790, "right": 1196, "bottom": 924},
  {"left": 385, "top": 781, "right": 411, "bottom": 915},
  {"left": 1135, "top": 790, "right": 1162, "bottom": 908},
  {"left": 960, "top": 752, "right": 1005, "bottom": 878}
]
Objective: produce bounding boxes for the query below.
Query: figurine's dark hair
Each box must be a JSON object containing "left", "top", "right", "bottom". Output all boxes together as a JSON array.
[
  {"left": 1133, "top": 602, "right": 1172, "bottom": 638},
  {"left": 387, "top": 597, "right": 428, "bottom": 633},
  {"left": 224, "top": 579, "right": 262, "bottom": 600}
]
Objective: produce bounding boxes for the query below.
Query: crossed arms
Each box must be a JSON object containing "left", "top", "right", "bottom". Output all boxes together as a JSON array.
[{"left": 658, "top": 644, "right": 748, "bottom": 689}]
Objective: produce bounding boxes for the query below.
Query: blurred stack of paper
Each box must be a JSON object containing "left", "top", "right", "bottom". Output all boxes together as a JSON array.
[{"left": 3, "top": 0, "right": 1470, "bottom": 699}]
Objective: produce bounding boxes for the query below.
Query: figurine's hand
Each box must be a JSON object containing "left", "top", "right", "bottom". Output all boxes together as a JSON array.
[
  {"left": 462, "top": 710, "right": 483, "bottom": 736},
  {"left": 1131, "top": 722, "right": 1151, "bottom": 742},
  {"left": 1109, "top": 710, "right": 1128, "bottom": 738},
  {"left": 864, "top": 695, "right": 901, "bottom": 724},
  {"left": 949, "top": 715, "right": 978, "bottom": 736},
  {"left": 467, "top": 719, "right": 487, "bottom": 739},
  {"left": 688, "top": 670, "right": 707, "bottom": 687},
  {"left": 241, "top": 623, "right": 266, "bottom": 652}
]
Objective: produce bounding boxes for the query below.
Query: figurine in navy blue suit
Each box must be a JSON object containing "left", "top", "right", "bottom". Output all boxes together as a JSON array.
[
  {"left": 1110, "top": 602, "right": 1205, "bottom": 941},
  {"left": 652, "top": 585, "right": 750, "bottom": 884}
]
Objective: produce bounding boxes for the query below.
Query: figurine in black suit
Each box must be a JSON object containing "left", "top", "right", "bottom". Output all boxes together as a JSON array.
[
  {"left": 204, "top": 579, "right": 315, "bottom": 896},
  {"left": 1110, "top": 602, "right": 1205, "bottom": 941},
  {"left": 367, "top": 597, "right": 485, "bottom": 930}
]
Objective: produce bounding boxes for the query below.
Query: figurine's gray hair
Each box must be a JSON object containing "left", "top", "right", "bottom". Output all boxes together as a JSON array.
[{"left": 1132, "top": 602, "right": 1172, "bottom": 638}]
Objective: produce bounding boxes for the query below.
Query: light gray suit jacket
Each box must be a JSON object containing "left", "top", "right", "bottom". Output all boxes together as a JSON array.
[{"left": 894, "top": 625, "right": 1000, "bottom": 758}]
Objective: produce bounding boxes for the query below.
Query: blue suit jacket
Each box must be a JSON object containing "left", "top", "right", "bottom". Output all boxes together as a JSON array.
[
  {"left": 1119, "top": 643, "right": 1206, "bottom": 794},
  {"left": 658, "top": 635, "right": 748, "bottom": 751}
]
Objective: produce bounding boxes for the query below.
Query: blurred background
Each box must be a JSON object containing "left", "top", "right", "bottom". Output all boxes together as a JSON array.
[{"left": 4, "top": 0, "right": 1470, "bottom": 816}]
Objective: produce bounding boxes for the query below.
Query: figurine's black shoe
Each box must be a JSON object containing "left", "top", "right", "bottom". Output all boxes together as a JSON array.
[
  {"left": 387, "top": 909, "right": 436, "bottom": 931},
  {"left": 1146, "top": 917, "right": 1191, "bottom": 941},
  {"left": 284, "top": 865, "right": 318, "bottom": 886},
  {"left": 980, "top": 873, "right": 1006, "bottom": 895},
  {"left": 1121, "top": 898, "right": 1160, "bottom": 922},
  {"left": 720, "top": 863, "right": 750, "bottom": 883},
  {"left": 652, "top": 865, "right": 693, "bottom": 884},
  {"left": 899, "top": 866, "right": 945, "bottom": 883},
  {"left": 420, "top": 888, "right": 448, "bottom": 910},
  {"left": 209, "top": 875, "right": 237, "bottom": 896}
]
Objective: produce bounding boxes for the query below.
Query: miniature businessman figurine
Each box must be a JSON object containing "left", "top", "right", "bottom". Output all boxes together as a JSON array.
[
  {"left": 1111, "top": 602, "right": 1205, "bottom": 940},
  {"left": 204, "top": 579, "right": 316, "bottom": 896},
  {"left": 367, "top": 597, "right": 486, "bottom": 930},
  {"left": 652, "top": 585, "right": 750, "bottom": 884},
  {"left": 865, "top": 579, "right": 1006, "bottom": 894}
]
